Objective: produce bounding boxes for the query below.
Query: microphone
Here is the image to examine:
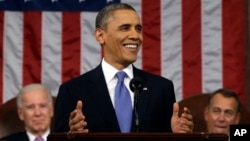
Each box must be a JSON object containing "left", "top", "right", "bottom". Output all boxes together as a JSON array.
[
  {"left": 129, "top": 77, "right": 143, "bottom": 93},
  {"left": 129, "top": 77, "right": 143, "bottom": 132}
]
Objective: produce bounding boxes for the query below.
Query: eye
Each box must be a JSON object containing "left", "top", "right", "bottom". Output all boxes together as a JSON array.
[
  {"left": 212, "top": 108, "right": 221, "bottom": 115},
  {"left": 135, "top": 25, "right": 142, "bottom": 33},
  {"left": 25, "top": 105, "right": 35, "bottom": 110},
  {"left": 119, "top": 24, "right": 130, "bottom": 31},
  {"left": 225, "top": 110, "right": 234, "bottom": 117}
]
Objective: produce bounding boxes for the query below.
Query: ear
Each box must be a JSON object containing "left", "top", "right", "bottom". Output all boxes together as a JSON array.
[
  {"left": 94, "top": 28, "right": 105, "bottom": 45},
  {"left": 204, "top": 107, "right": 209, "bottom": 121},
  {"left": 50, "top": 105, "right": 54, "bottom": 118},
  {"left": 18, "top": 109, "right": 24, "bottom": 121},
  {"left": 235, "top": 112, "right": 241, "bottom": 124}
]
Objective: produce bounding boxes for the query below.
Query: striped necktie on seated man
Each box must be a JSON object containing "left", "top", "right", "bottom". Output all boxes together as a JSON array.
[{"left": 35, "top": 136, "right": 44, "bottom": 141}]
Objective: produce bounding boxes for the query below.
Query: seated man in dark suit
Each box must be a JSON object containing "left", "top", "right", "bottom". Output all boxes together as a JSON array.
[
  {"left": 54, "top": 3, "right": 194, "bottom": 134},
  {"left": 204, "top": 88, "right": 241, "bottom": 135},
  {"left": 0, "top": 83, "right": 54, "bottom": 141}
]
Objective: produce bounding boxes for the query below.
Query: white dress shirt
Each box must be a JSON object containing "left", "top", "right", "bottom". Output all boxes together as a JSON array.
[
  {"left": 27, "top": 129, "right": 50, "bottom": 141},
  {"left": 101, "top": 58, "right": 134, "bottom": 108}
]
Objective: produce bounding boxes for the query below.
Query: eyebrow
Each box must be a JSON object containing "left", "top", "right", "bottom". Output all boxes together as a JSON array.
[{"left": 118, "top": 23, "right": 142, "bottom": 29}]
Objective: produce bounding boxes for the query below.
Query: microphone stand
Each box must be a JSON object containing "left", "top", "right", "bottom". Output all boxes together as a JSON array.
[
  {"left": 134, "top": 88, "right": 140, "bottom": 132},
  {"left": 129, "top": 77, "right": 143, "bottom": 132}
]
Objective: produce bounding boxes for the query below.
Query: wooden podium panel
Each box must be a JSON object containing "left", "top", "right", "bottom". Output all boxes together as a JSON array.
[{"left": 47, "top": 132, "right": 228, "bottom": 141}]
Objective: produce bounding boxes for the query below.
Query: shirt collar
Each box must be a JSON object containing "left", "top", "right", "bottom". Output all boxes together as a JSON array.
[
  {"left": 27, "top": 129, "right": 50, "bottom": 141},
  {"left": 102, "top": 58, "right": 133, "bottom": 83}
]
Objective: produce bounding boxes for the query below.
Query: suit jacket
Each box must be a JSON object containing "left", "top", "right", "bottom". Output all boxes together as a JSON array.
[
  {"left": 53, "top": 64, "right": 176, "bottom": 133},
  {"left": 0, "top": 132, "right": 29, "bottom": 141}
]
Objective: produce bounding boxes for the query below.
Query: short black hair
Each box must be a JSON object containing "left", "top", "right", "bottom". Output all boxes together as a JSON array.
[{"left": 95, "top": 3, "right": 136, "bottom": 30}]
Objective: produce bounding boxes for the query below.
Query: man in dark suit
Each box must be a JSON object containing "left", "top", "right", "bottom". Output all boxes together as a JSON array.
[
  {"left": 54, "top": 3, "right": 193, "bottom": 133},
  {"left": 0, "top": 84, "right": 54, "bottom": 141}
]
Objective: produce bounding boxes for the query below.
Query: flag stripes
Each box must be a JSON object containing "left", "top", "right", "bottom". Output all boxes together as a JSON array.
[
  {"left": 182, "top": 0, "right": 202, "bottom": 98},
  {"left": 0, "top": 0, "right": 245, "bottom": 105},
  {"left": 222, "top": 0, "right": 245, "bottom": 102},
  {"left": 142, "top": 0, "right": 162, "bottom": 75}
]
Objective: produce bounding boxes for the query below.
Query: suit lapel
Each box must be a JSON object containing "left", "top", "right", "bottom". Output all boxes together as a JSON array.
[
  {"left": 86, "top": 65, "right": 151, "bottom": 132},
  {"left": 88, "top": 65, "right": 120, "bottom": 131}
]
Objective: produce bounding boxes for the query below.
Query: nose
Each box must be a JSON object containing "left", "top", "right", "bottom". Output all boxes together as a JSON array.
[
  {"left": 218, "top": 113, "right": 226, "bottom": 121},
  {"left": 129, "top": 28, "right": 141, "bottom": 40},
  {"left": 34, "top": 106, "right": 42, "bottom": 115}
]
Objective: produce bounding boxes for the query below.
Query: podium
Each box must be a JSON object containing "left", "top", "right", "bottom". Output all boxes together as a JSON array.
[{"left": 47, "top": 132, "right": 228, "bottom": 141}]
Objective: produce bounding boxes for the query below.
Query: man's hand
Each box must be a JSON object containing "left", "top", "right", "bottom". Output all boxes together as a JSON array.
[
  {"left": 171, "top": 102, "right": 194, "bottom": 133},
  {"left": 68, "top": 100, "right": 89, "bottom": 134}
]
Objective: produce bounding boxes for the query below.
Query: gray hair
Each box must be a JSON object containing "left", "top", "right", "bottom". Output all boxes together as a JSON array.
[
  {"left": 16, "top": 83, "right": 53, "bottom": 109},
  {"left": 207, "top": 88, "right": 242, "bottom": 112},
  {"left": 95, "top": 3, "right": 136, "bottom": 30}
]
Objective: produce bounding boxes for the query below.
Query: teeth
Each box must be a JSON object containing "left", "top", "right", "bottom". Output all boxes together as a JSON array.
[{"left": 125, "top": 44, "right": 137, "bottom": 48}]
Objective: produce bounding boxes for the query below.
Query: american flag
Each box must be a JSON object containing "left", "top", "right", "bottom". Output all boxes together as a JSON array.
[{"left": 0, "top": 0, "right": 245, "bottom": 105}]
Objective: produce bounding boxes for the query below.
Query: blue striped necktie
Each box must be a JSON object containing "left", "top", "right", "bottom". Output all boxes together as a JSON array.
[{"left": 114, "top": 71, "right": 132, "bottom": 133}]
